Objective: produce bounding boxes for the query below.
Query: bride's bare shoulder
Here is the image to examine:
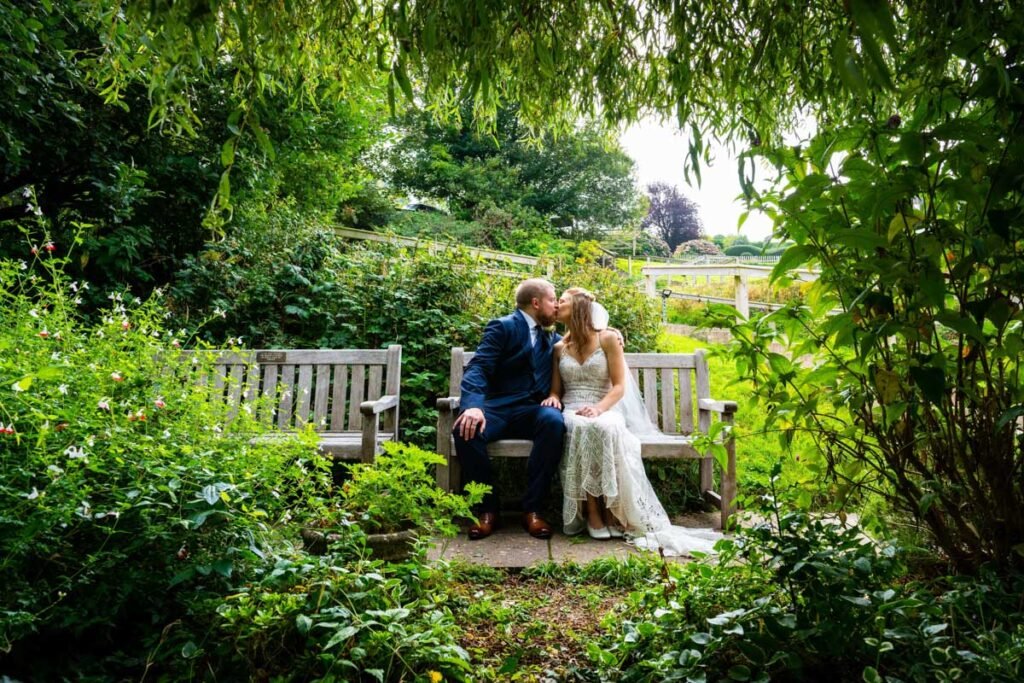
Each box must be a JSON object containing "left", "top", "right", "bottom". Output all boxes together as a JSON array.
[{"left": 598, "top": 328, "right": 625, "bottom": 350}]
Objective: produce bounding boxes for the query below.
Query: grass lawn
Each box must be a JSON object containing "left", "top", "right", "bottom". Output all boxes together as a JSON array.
[{"left": 656, "top": 330, "right": 824, "bottom": 507}]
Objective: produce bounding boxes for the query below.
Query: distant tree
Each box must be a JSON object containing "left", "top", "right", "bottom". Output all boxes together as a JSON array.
[
  {"left": 641, "top": 183, "right": 704, "bottom": 253},
  {"left": 387, "top": 105, "right": 643, "bottom": 240}
]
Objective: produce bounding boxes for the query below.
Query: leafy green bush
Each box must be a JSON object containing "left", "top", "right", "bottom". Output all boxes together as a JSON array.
[
  {"left": 595, "top": 474, "right": 1024, "bottom": 682},
  {"left": 340, "top": 443, "right": 485, "bottom": 535},
  {"left": 0, "top": 253, "right": 335, "bottom": 677}
]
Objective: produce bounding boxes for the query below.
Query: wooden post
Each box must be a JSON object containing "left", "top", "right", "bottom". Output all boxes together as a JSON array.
[{"left": 735, "top": 274, "right": 750, "bottom": 319}]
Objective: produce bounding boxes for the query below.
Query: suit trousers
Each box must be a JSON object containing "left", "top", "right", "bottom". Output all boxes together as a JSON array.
[{"left": 453, "top": 402, "right": 565, "bottom": 514}]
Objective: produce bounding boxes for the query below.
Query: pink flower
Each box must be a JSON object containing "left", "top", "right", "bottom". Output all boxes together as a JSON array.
[
  {"left": 154, "top": 399, "right": 166, "bottom": 409},
  {"left": 43, "top": 242, "right": 56, "bottom": 252},
  {"left": 38, "top": 330, "right": 50, "bottom": 339},
  {"left": 170, "top": 340, "right": 181, "bottom": 348},
  {"left": 111, "top": 372, "right": 123, "bottom": 382},
  {"left": 30, "top": 246, "right": 38, "bottom": 255},
  {"left": 0, "top": 423, "right": 14, "bottom": 435},
  {"left": 97, "top": 400, "right": 110, "bottom": 411},
  {"left": 121, "top": 320, "right": 130, "bottom": 331}
]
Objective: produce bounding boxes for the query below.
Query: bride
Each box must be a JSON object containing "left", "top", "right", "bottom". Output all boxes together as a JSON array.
[{"left": 541, "top": 287, "right": 722, "bottom": 556}]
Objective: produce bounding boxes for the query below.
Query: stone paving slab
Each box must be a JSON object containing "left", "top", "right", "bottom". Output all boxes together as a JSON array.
[{"left": 426, "top": 511, "right": 722, "bottom": 569}]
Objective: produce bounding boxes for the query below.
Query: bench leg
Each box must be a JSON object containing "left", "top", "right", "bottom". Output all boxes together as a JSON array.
[
  {"left": 720, "top": 413, "right": 737, "bottom": 530},
  {"left": 360, "top": 417, "right": 379, "bottom": 463}
]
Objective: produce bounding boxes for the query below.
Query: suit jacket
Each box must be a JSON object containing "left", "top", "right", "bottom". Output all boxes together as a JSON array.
[{"left": 460, "top": 309, "right": 562, "bottom": 413}]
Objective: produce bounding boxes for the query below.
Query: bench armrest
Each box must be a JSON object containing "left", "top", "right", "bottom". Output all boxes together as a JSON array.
[
  {"left": 436, "top": 396, "right": 461, "bottom": 412},
  {"left": 698, "top": 398, "right": 738, "bottom": 415},
  {"left": 361, "top": 394, "right": 399, "bottom": 416}
]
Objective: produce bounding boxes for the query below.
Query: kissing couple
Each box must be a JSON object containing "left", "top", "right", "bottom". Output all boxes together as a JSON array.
[{"left": 453, "top": 278, "right": 720, "bottom": 556}]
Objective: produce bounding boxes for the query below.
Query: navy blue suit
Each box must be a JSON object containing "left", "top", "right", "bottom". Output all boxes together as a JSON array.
[{"left": 455, "top": 309, "right": 565, "bottom": 513}]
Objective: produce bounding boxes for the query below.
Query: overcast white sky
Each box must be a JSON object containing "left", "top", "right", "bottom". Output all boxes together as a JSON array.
[{"left": 619, "top": 119, "right": 774, "bottom": 241}]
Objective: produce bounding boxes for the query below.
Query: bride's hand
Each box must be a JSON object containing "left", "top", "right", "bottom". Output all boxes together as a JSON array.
[
  {"left": 541, "top": 395, "right": 562, "bottom": 409},
  {"left": 577, "top": 405, "right": 604, "bottom": 418}
]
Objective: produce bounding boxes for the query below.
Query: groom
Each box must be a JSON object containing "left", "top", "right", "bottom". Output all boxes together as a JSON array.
[{"left": 453, "top": 278, "right": 565, "bottom": 540}]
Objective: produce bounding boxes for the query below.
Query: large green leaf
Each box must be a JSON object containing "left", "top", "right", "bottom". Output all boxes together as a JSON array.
[{"left": 770, "top": 245, "right": 817, "bottom": 284}]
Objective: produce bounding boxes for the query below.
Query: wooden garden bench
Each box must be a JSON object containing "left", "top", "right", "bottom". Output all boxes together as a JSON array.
[
  {"left": 435, "top": 347, "right": 738, "bottom": 527},
  {"left": 194, "top": 346, "right": 401, "bottom": 462}
]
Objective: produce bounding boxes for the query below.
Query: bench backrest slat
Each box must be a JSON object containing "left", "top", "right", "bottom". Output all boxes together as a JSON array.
[
  {"left": 453, "top": 348, "right": 711, "bottom": 435},
  {"left": 313, "top": 364, "right": 331, "bottom": 428},
  {"left": 660, "top": 367, "right": 677, "bottom": 433},
  {"left": 295, "top": 364, "right": 313, "bottom": 425},
  {"left": 277, "top": 364, "right": 296, "bottom": 429},
  {"left": 679, "top": 369, "right": 694, "bottom": 433},
  {"left": 347, "top": 365, "right": 366, "bottom": 430},
  {"left": 188, "top": 348, "right": 400, "bottom": 434},
  {"left": 331, "top": 365, "right": 349, "bottom": 430}
]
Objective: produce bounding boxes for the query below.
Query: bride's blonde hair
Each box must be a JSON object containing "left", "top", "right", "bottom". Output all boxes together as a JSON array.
[{"left": 564, "top": 287, "right": 597, "bottom": 349}]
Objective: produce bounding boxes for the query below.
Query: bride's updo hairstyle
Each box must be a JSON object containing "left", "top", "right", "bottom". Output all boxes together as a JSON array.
[{"left": 564, "top": 287, "right": 597, "bottom": 349}]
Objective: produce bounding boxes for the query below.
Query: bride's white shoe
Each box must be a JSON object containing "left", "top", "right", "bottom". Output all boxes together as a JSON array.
[
  {"left": 587, "top": 524, "right": 612, "bottom": 540},
  {"left": 607, "top": 526, "right": 624, "bottom": 539}
]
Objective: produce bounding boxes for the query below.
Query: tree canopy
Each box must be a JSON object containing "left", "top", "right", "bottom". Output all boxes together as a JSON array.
[{"left": 388, "top": 105, "right": 643, "bottom": 238}]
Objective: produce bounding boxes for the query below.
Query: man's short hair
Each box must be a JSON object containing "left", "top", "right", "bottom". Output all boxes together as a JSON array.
[{"left": 515, "top": 278, "right": 554, "bottom": 308}]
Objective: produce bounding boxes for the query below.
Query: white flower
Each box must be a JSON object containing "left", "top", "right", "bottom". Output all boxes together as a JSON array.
[
  {"left": 85, "top": 435, "right": 95, "bottom": 447},
  {"left": 11, "top": 381, "right": 25, "bottom": 393},
  {"left": 73, "top": 297, "right": 82, "bottom": 305},
  {"left": 22, "top": 187, "right": 31, "bottom": 198},
  {"left": 95, "top": 329, "right": 104, "bottom": 338},
  {"left": 70, "top": 281, "right": 79, "bottom": 292},
  {"left": 213, "top": 307, "right": 225, "bottom": 318},
  {"left": 18, "top": 260, "right": 27, "bottom": 270},
  {"left": 81, "top": 282, "right": 89, "bottom": 290},
  {"left": 64, "top": 445, "right": 87, "bottom": 459},
  {"left": 58, "top": 384, "right": 68, "bottom": 395},
  {"left": 26, "top": 487, "right": 40, "bottom": 500},
  {"left": 48, "top": 464, "right": 64, "bottom": 475},
  {"left": 76, "top": 501, "right": 92, "bottom": 517},
  {"left": 162, "top": 429, "right": 171, "bottom": 439},
  {"left": 29, "top": 308, "right": 39, "bottom": 318}
]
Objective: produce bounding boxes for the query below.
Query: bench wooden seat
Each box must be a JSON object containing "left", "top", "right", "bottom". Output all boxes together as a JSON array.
[
  {"left": 194, "top": 346, "right": 401, "bottom": 462},
  {"left": 435, "top": 347, "right": 737, "bottom": 527}
]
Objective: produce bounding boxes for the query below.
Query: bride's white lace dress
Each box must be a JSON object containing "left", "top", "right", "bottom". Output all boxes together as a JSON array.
[{"left": 559, "top": 347, "right": 722, "bottom": 556}]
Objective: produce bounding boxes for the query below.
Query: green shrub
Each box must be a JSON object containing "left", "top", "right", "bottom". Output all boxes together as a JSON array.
[
  {"left": 723, "top": 244, "right": 760, "bottom": 256},
  {"left": 0, "top": 253, "right": 333, "bottom": 677},
  {"left": 596, "top": 474, "right": 1024, "bottom": 682}
]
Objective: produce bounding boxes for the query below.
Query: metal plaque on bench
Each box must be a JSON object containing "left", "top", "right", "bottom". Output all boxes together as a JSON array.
[{"left": 256, "top": 351, "right": 287, "bottom": 363}]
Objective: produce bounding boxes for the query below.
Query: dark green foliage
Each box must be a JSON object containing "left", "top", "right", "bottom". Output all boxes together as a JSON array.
[
  {"left": 714, "top": 2, "right": 1024, "bottom": 572},
  {"left": 595, "top": 477, "right": 1024, "bottom": 682}
]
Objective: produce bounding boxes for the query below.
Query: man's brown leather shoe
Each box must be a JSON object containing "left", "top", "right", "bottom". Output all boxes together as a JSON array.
[
  {"left": 521, "top": 512, "right": 553, "bottom": 539},
  {"left": 468, "top": 512, "right": 499, "bottom": 540}
]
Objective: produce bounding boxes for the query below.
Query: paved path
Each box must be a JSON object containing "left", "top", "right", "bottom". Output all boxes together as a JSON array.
[{"left": 426, "top": 511, "right": 722, "bottom": 569}]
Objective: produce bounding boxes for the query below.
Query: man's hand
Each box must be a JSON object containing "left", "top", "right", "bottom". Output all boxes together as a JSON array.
[
  {"left": 540, "top": 395, "right": 562, "bottom": 410},
  {"left": 454, "top": 407, "right": 487, "bottom": 440}
]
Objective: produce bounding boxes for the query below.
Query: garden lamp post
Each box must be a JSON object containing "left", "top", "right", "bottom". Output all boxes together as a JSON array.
[{"left": 660, "top": 288, "right": 673, "bottom": 324}]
